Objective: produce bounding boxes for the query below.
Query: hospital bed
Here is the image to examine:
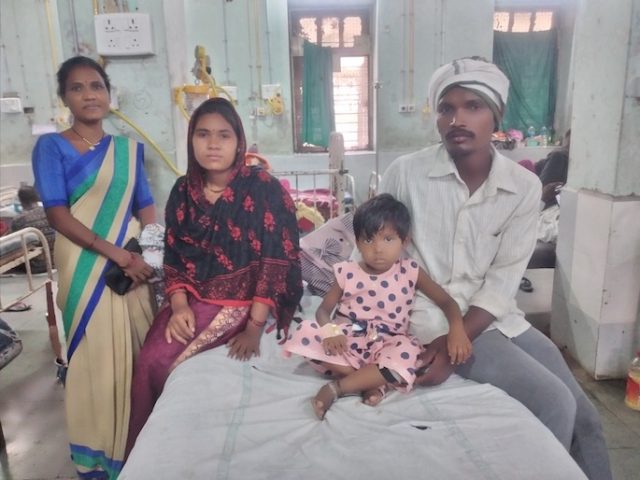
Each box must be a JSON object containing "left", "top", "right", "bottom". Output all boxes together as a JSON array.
[
  {"left": 272, "top": 132, "right": 355, "bottom": 233},
  {"left": 120, "top": 324, "right": 585, "bottom": 479},
  {"left": 0, "top": 227, "right": 57, "bottom": 451},
  {"left": 0, "top": 227, "right": 55, "bottom": 312},
  {"left": 122, "top": 132, "right": 584, "bottom": 479}
]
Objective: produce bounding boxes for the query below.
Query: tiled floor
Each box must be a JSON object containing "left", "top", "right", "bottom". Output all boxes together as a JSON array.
[{"left": 1, "top": 269, "right": 639, "bottom": 480}]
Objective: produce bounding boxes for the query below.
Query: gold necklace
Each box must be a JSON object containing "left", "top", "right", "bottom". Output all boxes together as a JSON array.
[
  {"left": 204, "top": 184, "right": 226, "bottom": 194},
  {"left": 71, "top": 126, "right": 104, "bottom": 151}
]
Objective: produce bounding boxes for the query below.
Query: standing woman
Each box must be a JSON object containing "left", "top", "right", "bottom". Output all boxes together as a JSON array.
[
  {"left": 31, "top": 56, "right": 156, "bottom": 479},
  {"left": 125, "top": 97, "right": 302, "bottom": 455}
]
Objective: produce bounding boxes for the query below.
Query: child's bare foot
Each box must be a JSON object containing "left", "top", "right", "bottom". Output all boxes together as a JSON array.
[
  {"left": 362, "top": 385, "right": 387, "bottom": 406},
  {"left": 312, "top": 381, "right": 340, "bottom": 420}
]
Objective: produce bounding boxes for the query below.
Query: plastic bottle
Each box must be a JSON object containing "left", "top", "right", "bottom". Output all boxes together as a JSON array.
[
  {"left": 526, "top": 126, "right": 537, "bottom": 146},
  {"left": 527, "top": 126, "right": 536, "bottom": 138},
  {"left": 540, "top": 126, "right": 549, "bottom": 146},
  {"left": 625, "top": 351, "right": 640, "bottom": 410}
]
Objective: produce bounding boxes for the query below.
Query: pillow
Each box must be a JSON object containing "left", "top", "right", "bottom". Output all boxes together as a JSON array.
[{"left": 300, "top": 213, "right": 355, "bottom": 296}]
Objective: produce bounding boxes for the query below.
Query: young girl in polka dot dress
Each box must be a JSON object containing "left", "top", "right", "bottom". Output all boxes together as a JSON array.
[{"left": 284, "top": 194, "right": 472, "bottom": 420}]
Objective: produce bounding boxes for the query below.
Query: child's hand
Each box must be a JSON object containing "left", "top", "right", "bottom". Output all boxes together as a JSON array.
[
  {"left": 447, "top": 325, "right": 472, "bottom": 365},
  {"left": 227, "top": 328, "right": 261, "bottom": 361},
  {"left": 322, "top": 335, "right": 348, "bottom": 356}
]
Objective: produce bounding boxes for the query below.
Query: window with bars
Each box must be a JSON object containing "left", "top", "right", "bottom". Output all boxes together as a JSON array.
[
  {"left": 492, "top": 10, "right": 557, "bottom": 133},
  {"left": 494, "top": 10, "right": 554, "bottom": 32},
  {"left": 290, "top": 10, "right": 371, "bottom": 152}
]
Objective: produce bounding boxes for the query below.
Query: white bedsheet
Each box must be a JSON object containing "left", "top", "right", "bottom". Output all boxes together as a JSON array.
[{"left": 121, "top": 330, "right": 585, "bottom": 480}]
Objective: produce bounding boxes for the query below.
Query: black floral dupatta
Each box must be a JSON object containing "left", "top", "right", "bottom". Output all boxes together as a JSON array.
[{"left": 163, "top": 99, "right": 302, "bottom": 335}]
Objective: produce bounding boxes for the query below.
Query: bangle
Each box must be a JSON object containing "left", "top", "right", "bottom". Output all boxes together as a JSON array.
[
  {"left": 319, "top": 323, "right": 343, "bottom": 339},
  {"left": 88, "top": 233, "right": 98, "bottom": 250},
  {"left": 248, "top": 316, "right": 267, "bottom": 327}
]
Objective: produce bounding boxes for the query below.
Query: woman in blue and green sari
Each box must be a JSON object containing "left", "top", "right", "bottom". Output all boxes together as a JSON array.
[{"left": 32, "top": 56, "right": 156, "bottom": 479}]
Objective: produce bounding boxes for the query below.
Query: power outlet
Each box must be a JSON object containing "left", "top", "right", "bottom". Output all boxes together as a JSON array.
[
  {"left": 398, "top": 104, "right": 408, "bottom": 113},
  {"left": 95, "top": 13, "right": 154, "bottom": 56},
  {"left": 261, "top": 84, "right": 281, "bottom": 101},
  {"left": 0, "top": 97, "right": 23, "bottom": 113}
]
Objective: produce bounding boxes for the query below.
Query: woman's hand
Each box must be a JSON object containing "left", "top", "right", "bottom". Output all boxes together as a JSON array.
[
  {"left": 227, "top": 328, "right": 261, "bottom": 361},
  {"left": 446, "top": 324, "right": 472, "bottom": 365},
  {"left": 541, "top": 181, "right": 563, "bottom": 204},
  {"left": 121, "top": 252, "right": 154, "bottom": 285},
  {"left": 164, "top": 304, "right": 196, "bottom": 345},
  {"left": 322, "top": 335, "right": 347, "bottom": 356}
]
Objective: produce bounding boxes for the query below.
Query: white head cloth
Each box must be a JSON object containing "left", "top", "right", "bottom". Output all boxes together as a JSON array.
[{"left": 428, "top": 58, "right": 510, "bottom": 114}]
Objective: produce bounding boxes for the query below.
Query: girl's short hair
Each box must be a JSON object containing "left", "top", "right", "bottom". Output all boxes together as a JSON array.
[
  {"left": 353, "top": 193, "right": 411, "bottom": 241},
  {"left": 56, "top": 56, "right": 111, "bottom": 98}
]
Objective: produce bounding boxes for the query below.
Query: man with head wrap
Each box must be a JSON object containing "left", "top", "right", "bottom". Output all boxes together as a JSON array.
[{"left": 380, "top": 57, "right": 610, "bottom": 480}]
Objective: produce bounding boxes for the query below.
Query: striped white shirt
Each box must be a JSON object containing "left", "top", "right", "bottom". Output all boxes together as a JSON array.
[{"left": 381, "top": 144, "right": 542, "bottom": 344}]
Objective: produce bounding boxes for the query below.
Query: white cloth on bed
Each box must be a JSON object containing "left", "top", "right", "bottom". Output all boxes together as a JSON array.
[{"left": 121, "top": 331, "right": 585, "bottom": 480}]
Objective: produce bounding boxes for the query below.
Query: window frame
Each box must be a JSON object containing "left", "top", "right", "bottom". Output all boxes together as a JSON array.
[
  {"left": 493, "top": 9, "right": 555, "bottom": 33},
  {"left": 289, "top": 8, "right": 373, "bottom": 153},
  {"left": 492, "top": 8, "right": 558, "bottom": 133}
]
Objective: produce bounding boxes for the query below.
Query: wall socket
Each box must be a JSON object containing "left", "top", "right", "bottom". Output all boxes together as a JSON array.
[
  {"left": 261, "top": 84, "right": 281, "bottom": 101},
  {"left": 0, "top": 97, "right": 23, "bottom": 113},
  {"left": 95, "top": 13, "right": 154, "bottom": 56},
  {"left": 398, "top": 104, "right": 415, "bottom": 113}
]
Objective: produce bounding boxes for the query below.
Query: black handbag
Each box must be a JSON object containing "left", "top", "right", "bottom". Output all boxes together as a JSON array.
[{"left": 104, "top": 238, "right": 142, "bottom": 295}]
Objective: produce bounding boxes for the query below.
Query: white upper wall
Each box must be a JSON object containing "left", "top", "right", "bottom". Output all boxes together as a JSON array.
[
  {"left": 1, "top": 0, "right": 585, "bottom": 203},
  {"left": 570, "top": 0, "right": 640, "bottom": 196}
]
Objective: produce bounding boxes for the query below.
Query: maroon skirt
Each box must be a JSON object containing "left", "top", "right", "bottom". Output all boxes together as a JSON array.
[{"left": 126, "top": 297, "right": 248, "bottom": 457}]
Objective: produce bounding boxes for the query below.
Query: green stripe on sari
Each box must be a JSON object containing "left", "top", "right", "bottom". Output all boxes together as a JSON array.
[
  {"left": 69, "top": 172, "right": 98, "bottom": 206},
  {"left": 62, "top": 137, "right": 131, "bottom": 337},
  {"left": 72, "top": 450, "right": 122, "bottom": 479}
]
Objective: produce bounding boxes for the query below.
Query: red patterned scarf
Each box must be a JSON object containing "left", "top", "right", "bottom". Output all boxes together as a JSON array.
[{"left": 164, "top": 159, "right": 302, "bottom": 335}]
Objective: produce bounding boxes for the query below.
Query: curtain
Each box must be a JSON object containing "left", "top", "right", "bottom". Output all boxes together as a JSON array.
[
  {"left": 494, "top": 30, "right": 557, "bottom": 134},
  {"left": 302, "top": 41, "right": 335, "bottom": 148}
]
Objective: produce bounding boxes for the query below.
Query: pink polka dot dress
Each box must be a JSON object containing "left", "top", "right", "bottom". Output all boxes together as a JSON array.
[{"left": 283, "top": 258, "right": 424, "bottom": 391}]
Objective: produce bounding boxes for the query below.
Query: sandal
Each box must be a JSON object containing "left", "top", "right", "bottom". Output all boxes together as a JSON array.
[
  {"left": 6, "top": 302, "right": 32, "bottom": 312},
  {"left": 519, "top": 277, "right": 534, "bottom": 293},
  {"left": 312, "top": 380, "right": 341, "bottom": 420},
  {"left": 363, "top": 384, "right": 389, "bottom": 406}
]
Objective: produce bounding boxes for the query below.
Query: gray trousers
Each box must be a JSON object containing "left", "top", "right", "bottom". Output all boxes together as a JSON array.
[{"left": 455, "top": 327, "right": 611, "bottom": 480}]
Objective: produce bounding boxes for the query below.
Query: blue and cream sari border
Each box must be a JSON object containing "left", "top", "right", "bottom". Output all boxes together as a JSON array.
[
  {"left": 71, "top": 443, "right": 124, "bottom": 480},
  {"left": 65, "top": 136, "right": 137, "bottom": 359}
]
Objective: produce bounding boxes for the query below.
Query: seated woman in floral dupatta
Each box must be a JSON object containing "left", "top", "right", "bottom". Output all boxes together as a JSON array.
[
  {"left": 125, "top": 97, "right": 303, "bottom": 456},
  {"left": 32, "top": 56, "right": 157, "bottom": 479}
]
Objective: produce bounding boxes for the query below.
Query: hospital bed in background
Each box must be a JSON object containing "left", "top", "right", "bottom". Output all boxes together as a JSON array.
[
  {"left": 272, "top": 132, "right": 355, "bottom": 233},
  {"left": 0, "top": 227, "right": 59, "bottom": 451},
  {"left": 120, "top": 326, "right": 585, "bottom": 479},
  {"left": 0, "top": 227, "right": 55, "bottom": 313}
]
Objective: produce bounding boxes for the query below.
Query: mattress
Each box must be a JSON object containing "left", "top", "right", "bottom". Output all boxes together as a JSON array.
[{"left": 121, "top": 330, "right": 585, "bottom": 480}]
